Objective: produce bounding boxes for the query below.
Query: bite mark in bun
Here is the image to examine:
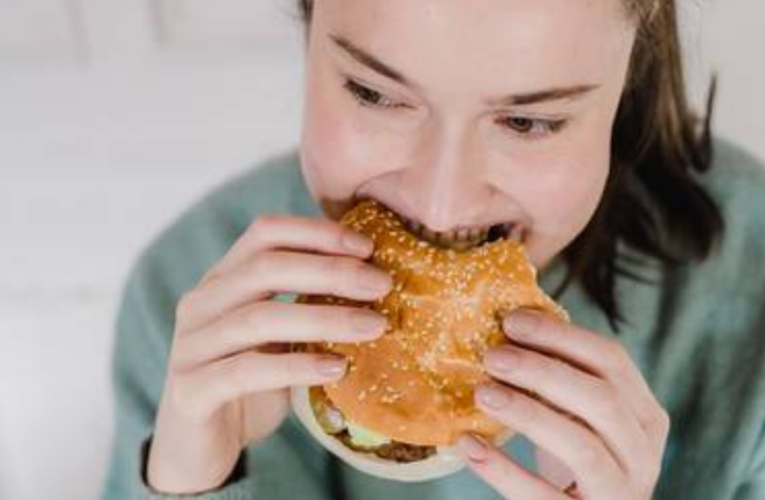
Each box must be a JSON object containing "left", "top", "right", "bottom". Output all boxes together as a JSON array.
[{"left": 291, "top": 199, "right": 569, "bottom": 481}]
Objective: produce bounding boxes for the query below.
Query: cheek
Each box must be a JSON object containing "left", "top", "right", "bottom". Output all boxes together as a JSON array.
[
  {"left": 543, "top": 155, "right": 609, "bottom": 232},
  {"left": 546, "top": 155, "right": 609, "bottom": 239},
  {"left": 517, "top": 151, "right": 609, "bottom": 268},
  {"left": 300, "top": 63, "right": 403, "bottom": 205},
  {"left": 506, "top": 133, "right": 611, "bottom": 243}
]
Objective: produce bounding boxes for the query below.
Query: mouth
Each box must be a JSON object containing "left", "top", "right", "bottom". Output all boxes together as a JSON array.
[{"left": 399, "top": 216, "right": 527, "bottom": 251}]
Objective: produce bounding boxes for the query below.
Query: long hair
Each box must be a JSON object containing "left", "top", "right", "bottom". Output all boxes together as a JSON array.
[{"left": 295, "top": 0, "right": 724, "bottom": 332}]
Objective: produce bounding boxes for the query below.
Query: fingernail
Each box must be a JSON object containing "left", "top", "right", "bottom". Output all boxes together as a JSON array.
[
  {"left": 350, "top": 309, "right": 387, "bottom": 336},
  {"left": 456, "top": 433, "right": 489, "bottom": 462},
  {"left": 361, "top": 271, "right": 392, "bottom": 293},
  {"left": 342, "top": 232, "right": 374, "bottom": 254},
  {"left": 504, "top": 309, "right": 541, "bottom": 338},
  {"left": 316, "top": 356, "right": 348, "bottom": 378},
  {"left": 477, "top": 385, "right": 512, "bottom": 409}
]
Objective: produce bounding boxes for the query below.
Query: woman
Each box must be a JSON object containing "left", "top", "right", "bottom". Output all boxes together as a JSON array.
[{"left": 102, "top": 0, "right": 765, "bottom": 499}]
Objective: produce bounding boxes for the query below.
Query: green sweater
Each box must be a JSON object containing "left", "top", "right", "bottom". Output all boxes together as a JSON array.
[{"left": 102, "top": 139, "right": 765, "bottom": 500}]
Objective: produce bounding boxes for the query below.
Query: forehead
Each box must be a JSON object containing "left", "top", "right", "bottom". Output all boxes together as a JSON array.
[{"left": 320, "top": 0, "right": 635, "bottom": 95}]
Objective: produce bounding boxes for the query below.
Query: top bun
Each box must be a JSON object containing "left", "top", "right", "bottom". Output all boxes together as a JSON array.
[{"left": 297, "top": 199, "right": 569, "bottom": 447}]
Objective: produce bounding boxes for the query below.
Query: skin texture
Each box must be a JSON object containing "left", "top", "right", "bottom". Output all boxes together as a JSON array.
[
  {"left": 146, "top": 0, "right": 669, "bottom": 497},
  {"left": 300, "top": 0, "right": 636, "bottom": 270},
  {"left": 299, "top": 0, "right": 670, "bottom": 498}
]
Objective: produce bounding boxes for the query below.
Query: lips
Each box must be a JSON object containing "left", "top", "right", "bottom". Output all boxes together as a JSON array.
[{"left": 350, "top": 195, "right": 528, "bottom": 250}]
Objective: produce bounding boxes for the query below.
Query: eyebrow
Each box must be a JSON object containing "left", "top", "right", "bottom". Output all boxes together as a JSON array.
[{"left": 329, "top": 33, "right": 599, "bottom": 106}]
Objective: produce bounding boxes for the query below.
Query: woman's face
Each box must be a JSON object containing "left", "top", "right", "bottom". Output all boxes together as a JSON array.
[{"left": 299, "top": 0, "right": 636, "bottom": 269}]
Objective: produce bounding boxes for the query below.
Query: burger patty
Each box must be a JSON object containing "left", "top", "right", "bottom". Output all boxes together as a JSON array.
[
  {"left": 334, "top": 428, "right": 437, "bottom": 463},
  {"left": 309, "top": 385, "right": 437, "bottom": 463}
]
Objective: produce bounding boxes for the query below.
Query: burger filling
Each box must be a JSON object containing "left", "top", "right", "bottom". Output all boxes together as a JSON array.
[{"left": 309, "top": 386, "right": 437, "bottom": 463}]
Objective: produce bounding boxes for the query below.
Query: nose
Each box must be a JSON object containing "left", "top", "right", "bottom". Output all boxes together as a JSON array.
[{"left": 399, "top": 121, "right": 490, "bottom": 231}]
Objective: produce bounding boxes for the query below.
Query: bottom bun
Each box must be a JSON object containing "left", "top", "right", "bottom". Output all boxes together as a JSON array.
[{"left": 290, "top": 385, "right": 513, "bottom": 482}]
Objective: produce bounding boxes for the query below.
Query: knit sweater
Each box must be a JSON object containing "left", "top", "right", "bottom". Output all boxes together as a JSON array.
[{"left": 102, "top": 139, "right": 765, "bottom": 500}]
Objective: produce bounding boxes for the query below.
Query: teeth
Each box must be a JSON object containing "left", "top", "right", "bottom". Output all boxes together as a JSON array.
[
  {"left": 401, "top": 216, "right": 501, "bottom": 249},
  {"left": 507, "top": 223, "right": 525, "bottom": 242}
]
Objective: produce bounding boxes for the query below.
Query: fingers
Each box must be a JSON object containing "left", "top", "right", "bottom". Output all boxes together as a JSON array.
[
  {"left": 484, "top": 344, "right": 653, "bottom": 480},
  {"left": 177, "top": 251, "right": 392, "bottom": 331},
  {"left": 201, "top": 215, "right": 374, "bottom": 285},
  {"left": 503, "top": 309, "right": 669, "bottom": 447},
  {"left": 456, "top": 433, "right": 568, "bottom": 500},
  {"left": 169, "top": 351, "right": 347, "bottom": 423},
  {"left": 475, "top": 383, "right": 626, "bottom": 499},
  {"left": 175, "top": 302, "right": 388, "bottom": 369}
]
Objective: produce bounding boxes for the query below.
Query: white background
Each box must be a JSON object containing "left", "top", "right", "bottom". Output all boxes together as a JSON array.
[{"left": 0, "top": 1, "right": 763, "bottom": 499}]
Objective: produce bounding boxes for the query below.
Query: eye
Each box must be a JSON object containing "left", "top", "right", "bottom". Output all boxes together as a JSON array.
[
  {"left": 496, "top": 115, "right": 567, "bottom": 140},
  {"left": 343, "top": 78, "right": 404, "bottom": 110}
]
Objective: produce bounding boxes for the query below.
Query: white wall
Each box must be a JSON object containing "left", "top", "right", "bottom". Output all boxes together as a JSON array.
[
  {"left": 679, "top": 0, "right": 764, "bottom": 160},
  {"left": 0, "top": 1, "right": 763, "bottom": 499}
]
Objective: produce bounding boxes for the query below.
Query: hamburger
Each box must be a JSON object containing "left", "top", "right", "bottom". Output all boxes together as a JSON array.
[{"left": 290, "top": 199, "right": 569, "bottom": 482}]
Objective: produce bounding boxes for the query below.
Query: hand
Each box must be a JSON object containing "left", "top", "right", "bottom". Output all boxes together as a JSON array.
[
  {"left": 456, "top": 309, "right": 670, "bottom": 500},
  {"left": 146, "top": 215, "right": 392, "bottom": 494}
]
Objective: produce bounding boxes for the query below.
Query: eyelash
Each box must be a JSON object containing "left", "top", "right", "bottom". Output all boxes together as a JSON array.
[{"left": 342, "top": 77, "right": 568, "bottom": 140}]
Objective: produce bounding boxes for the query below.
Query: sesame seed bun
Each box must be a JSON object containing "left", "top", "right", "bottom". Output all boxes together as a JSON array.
[{"left": 291, "top": 199, "right": 569, "bottom": 482}]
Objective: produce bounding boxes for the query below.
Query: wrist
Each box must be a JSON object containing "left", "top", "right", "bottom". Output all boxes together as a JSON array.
[{"left": 142, "top": 435, "right": 248, "bottom": 495}]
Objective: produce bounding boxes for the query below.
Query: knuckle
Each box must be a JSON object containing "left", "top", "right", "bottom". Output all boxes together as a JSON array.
[
  {"left": 326, "top": 255, "right": 344, "bottom": 275},
  {"left": 245, "top": 300, "right": 273, "bottom": 326},
  {"left": 319, "top": 305, "right": 341, "bottom": 328},
  {"left": 166, "top": 375, "right": 206, "bottom": 422},
  {"left": 169, "top": 339, "right": 194, "bottom": 372},
  {"left": 653, "top": 406, "right": 672, "bottom": 439},
  {"left": 590, "top": 382, "right": 620, "bottom": 418},
  {"left": 602, "top": 338, "right": 629, "bottom": 370},
  {"left": 508, "top": 392, "right": 539, "bottom": 421},
  {"left": 249, "top": 250, "right": 277, "bottom": 278},
  {"left": 537, "top": 352, "right": 565, "bottom": 377},
  {"left": 243, "top": 301, "right": 273, "bottom": 339},
  {"left": 640, "top": 463, "right": 662, "bottom": 491},
  {"left": 199, "top": 267, "right": 220, "bottom": 286},
  {"left": 175, "top": 290, "right": 198, "bottom": 320},
  {"left": 333, "top": 226, "right": 351, "bottom": 248},
  {"left": 572, "top": 435, "right": 606, "bottom": 469},
  {"left": 657, "top": 407, "right": 671, "bottom": 430},
  {"left": 250, "top": 214, "right": 281, "bottom": 233},
  {"left": 334, "top": 257, "right": 364, "bottom": 283},
  {"left": 229, "top": 352, "right": 258, "bottom": 391},
  {"left": 510, "top": 349, "right": 535, "bottom": 375},
  {"left": 248, "top": 214, "right": 285, "bottom": 247}
]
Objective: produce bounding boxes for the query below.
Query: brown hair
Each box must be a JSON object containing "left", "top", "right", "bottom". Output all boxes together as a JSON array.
[{"left": 294, "top": 0, "right": 724, "bottom": 331}]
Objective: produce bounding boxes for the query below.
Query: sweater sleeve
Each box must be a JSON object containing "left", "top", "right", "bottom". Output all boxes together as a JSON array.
[
  {"left": 100, "top": 227, "right": 339, "bottom": 500},
  {"left": 734, "top": 451, "right": 765, "bottom": 498}
]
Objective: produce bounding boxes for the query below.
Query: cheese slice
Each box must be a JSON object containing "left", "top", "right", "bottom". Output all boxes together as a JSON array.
[{"left": 347, "top": 420, "right": 391, "bottom": 448}]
